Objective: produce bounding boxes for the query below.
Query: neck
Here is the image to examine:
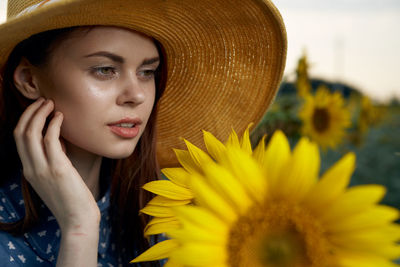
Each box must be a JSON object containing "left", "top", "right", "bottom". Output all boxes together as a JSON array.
[{"left": 64, "top": 142, "right": 103, "bottom": 201}]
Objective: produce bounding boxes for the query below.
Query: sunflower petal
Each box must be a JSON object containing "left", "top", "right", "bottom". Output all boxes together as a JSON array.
[
  {"left": 172, "top": 205, "right": 228, "bottom": 234},
  {"left": 184, "top": 139, "right": 213, "bottom": 169},
  {"left": 303, "top": 152, "right": 355, "bottom": 213},
  {"left": 325, "top": 205, "right": 399, "bottom": 233},
  {"left": 130, "top": 239, "right": 179, "bottom": 263},
  {"left": 203, "top": 130, "right": 226, "bottom": 162},
  {"left": 336, "top": 250, "right": 400, "bottom": 267},
  {"left": 164, "top": 259, "right": 183, "bottom": 267},
  {"left": 168, "top": 219, "right": 228, "bottom": 244},
  {"left": 226, "top": 128, "right": 240, "bottom": 148},
  {"left": 278, "top": 137, "right": 320, "bottom": 201},
  {"left": 319, "top": 185, "right": 386, "bottom": 222},
  {"left": 146, "top": 217, "right": 178, "bottom": 228},
  {"left": 162, "top": 167, "right": 190, "bottom": 188},
  {"left": 220, "top": 146, "right": 267, "bottom": 203},
  {"left": 190, "top": 172, "right": 238, "bottom": 223},
  {"left": 169, "top": 243, "right": 227, "bottom": 266},
  {"left": 143, "top": 180, "right": 194, "bottom": 200},
  {"left": 168, "top": 228, "right": 226, "bottom": 245},
  {"left": 253, "top": 135, "right": 266, "bottom": 166},
  {"left": 140, "top": 205, "right": 174, "bottom": 217},
  {"left": 148, "top": 195, "right": 191, "bottom": 207},
  {"left": 202, "top": 162, "right": 252, "bottom": 213},
  {"left": 144, "top": 218, "right": 181, "bottom": 236},
  {"left": 174, "top": 149, "right": 201, "bottom": 174},
  {"left": 262, "top": 130, "right": 291, "bottom": 191},
  {"left": 144, "top": 217, "right": 179, "bottom": 236},
  {"left": 240, "top": 123, "right": 253, "bottom": 155},
  {"left": 330, "top": 224, "right": 400, "bottom": 247},
  {"left": 329, "top": 226, "right": 400, "bottom": 259}
]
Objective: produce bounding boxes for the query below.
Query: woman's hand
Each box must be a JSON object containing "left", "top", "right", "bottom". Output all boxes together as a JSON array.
[
  {"left": 14, "top": 98, "right": 101, "bottom": 266},
  {"left": 13, "top": 97, "right": 100, "bottom": 233}
]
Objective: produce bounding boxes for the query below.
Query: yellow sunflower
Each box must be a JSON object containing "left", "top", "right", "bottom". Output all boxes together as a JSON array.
[
  {"left": 132, "top": 128, "right": 400, "bottom": 266},
  {"left": 299, "top": 85, "right": 351, "bottom": 150},
  {"left": 295, "top": 53, "right": 312, "bottom": 98}
]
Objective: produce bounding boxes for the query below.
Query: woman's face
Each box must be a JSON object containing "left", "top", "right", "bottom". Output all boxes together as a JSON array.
[{"left": 34, "top": 26, "right": 159, "bottom": 159}]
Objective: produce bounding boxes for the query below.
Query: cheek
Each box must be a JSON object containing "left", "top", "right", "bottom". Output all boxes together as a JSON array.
[
  {"left": 57, "top": 93, "right": 121, "bottom": 158},
  {"left": 57, "top": 93, "right": 111, "bottom": 137},
  {"left": 140, "top": 88, "right": 156, "bottom": 128},
  {"left": 46, "top": 75, "right": 114, "bottom": 143},
  {"left": 45, "top": 68, "right": 112, "bottom": 117},
  {"left": 146, "top": 89, "right": 156, "bottom": 116},
  {"left": 58, "top": 99, "right": 109, "bottom": 154}
]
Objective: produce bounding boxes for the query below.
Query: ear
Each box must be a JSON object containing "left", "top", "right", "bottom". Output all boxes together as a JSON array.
[{"left": 13, "top": 58, "right": 42, "bottom": 100}]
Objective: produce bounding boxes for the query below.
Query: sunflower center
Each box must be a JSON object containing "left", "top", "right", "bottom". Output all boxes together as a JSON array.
[
  {"left": 228, "top": 202, "right": 333, "bottom": 267},
  {"left": 312, "top": 108, "right": 330, "bottom": 132}
]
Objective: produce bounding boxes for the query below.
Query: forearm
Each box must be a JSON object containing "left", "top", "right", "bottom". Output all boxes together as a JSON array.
[{"left": 56, "top": 223, "right": 100, "bottom": 267}]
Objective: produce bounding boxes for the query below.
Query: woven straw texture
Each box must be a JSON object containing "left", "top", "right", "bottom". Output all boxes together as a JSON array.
[{"left": 1, "top": 0, "right": 287, "bottom": 167}]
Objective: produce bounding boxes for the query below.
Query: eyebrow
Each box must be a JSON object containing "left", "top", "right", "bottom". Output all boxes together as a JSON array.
[
  {"left": 84, "top": 51, "right": 160, "bottom": 66},
  {"left": 142, "top": 57, "right": 160, "bottom": 66}
]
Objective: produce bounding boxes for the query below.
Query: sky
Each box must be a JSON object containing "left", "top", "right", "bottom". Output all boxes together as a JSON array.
[
  {"left": 0, "top": 0, "right": 399, "bottom": 102},
  {"left": 274, "top": 0, "right": 400, "bottom": 102}
]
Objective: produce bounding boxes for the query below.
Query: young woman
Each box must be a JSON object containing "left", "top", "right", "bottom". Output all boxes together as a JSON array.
[{"left": 0, "top": 0, "right": 287, "bottom": 266}]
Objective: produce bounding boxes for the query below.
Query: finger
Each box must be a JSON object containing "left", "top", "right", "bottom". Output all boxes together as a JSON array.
[
  {"left": 14, "top": 98, "right": 46, "bottom": 175},
  {"left": 44, "top": 111, "right": 66, "bottom": 166},
  {"left": 14, "top": 97, "right": 45, "bottom": 138},
  {"left": 24, "top": 99, "right": 55, "bottom": 170},
  {"left": 60, "top": 136, "right": 67, "bottom": 154}
]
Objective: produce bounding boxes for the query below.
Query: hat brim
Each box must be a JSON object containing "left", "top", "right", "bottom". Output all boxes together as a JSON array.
[{"left": 0, "top": 0, "right": 287, "bottom": 167}]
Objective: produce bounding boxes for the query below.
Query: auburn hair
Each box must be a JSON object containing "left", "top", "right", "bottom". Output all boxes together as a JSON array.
[{"left": 0, "top": 26, "right": 167, "bottom": 266}]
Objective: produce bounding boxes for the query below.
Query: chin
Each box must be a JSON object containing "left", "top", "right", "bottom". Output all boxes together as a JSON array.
[
  {"left": 105, "top": 149, "right": 135, "bottom": 159},
  {"left": 99, "top": 139, "right": 139, "bottom": 159}
]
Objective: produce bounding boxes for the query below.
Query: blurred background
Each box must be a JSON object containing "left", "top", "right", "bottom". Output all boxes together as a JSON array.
[
  {"left": 252, "top": 0, "right": 400, "bottom": 209},
  {"left": 0, "top": 1, "right": 399, "bottom": 207}
]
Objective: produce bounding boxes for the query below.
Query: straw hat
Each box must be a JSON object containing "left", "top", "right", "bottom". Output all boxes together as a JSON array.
[{"left": 0, "top": 0, "right": 287, "bottom": 167}]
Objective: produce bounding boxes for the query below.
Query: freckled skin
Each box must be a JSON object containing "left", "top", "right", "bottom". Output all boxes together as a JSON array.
[{"left": 34, "top": 26, "right": 158, "bottom": 159}]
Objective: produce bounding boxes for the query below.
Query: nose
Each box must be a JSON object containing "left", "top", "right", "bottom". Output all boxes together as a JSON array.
[{"left": 116, "top": 71, "right": 146, "bottom": 106}]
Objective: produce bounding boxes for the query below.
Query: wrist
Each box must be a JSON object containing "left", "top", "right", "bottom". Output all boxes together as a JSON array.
[
  {"left": 57, "top": 221, "right": 100, "bottom": 267},
  {"left": 60, "top": 222, "right": 100, "bottom": 251},
  {"left": 60, "top": 211, "right": 101, "bottom": 236}
]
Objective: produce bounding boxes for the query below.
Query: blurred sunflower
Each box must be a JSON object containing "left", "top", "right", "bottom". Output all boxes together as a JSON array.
[
  {"left": 299, "top": 85, "right": 351, "bottom": 150},
  {"left": 358, "top": 95, "right": 386, "bottom": 134},
  {"left": 132, "top": 128, "right": 400, "bottom": 266},
  {"left": 295, "top": 53, "right": 312, "bottom": 98}
]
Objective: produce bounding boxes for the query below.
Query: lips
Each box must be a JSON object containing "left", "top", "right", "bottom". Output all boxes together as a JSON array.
[{"left": 108, "top": 117, "right": 142, "bottom": 138}]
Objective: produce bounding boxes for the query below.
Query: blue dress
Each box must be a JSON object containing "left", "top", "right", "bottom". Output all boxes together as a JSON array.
[{"left": 0, "top": 169, "right": 124, "bottom": 266}]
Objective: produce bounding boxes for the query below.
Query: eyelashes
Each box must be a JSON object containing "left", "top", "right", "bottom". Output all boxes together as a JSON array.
[
  {"left": 90, "top": 66, "right": 118, "bottom": 80},
  {"left": 137, "top": 69, "right": 157, "bottom": 80},
  {"left": 90, "top": 66, "right": 157, "bottom": 81}
]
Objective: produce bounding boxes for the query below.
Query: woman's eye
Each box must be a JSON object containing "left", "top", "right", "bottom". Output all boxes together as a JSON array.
[
  {"left": 91, "top": 66, "right": 117, "bottom": 79},
  {"left": 138, "top": 69, "right": 156, "bottom": 80}
]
